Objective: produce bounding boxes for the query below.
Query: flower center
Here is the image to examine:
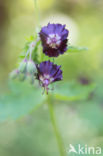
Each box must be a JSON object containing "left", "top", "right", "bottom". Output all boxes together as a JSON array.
[
  {"left": 47, "top": 34, "right": 61, "bottom": 49},
  {"left": 39, "top": 74, "right": 54, "bottom": 86}
]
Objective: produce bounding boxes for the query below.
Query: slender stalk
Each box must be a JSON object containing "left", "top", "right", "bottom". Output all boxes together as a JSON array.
[
  {"left": 34, "top": 0, "right": 40, "bottom": 29},
  {"left": 47, "top": 95, "right": 66, "bottom": 156}
]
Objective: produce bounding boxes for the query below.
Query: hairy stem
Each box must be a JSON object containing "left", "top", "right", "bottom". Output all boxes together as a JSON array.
[{"left": 47, "top": 95, "right": 66, "bottom": 156}]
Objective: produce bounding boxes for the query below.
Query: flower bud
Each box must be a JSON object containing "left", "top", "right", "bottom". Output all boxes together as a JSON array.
[
  {"left": 27, "top": 60, "right": 36, "bottom": 74},
  {"left": 26, "top": 73, "right": 34, "bottom": 84},
  {"left": 19, "top": 59, "right": 27, "bottom": 73},
  {"left": 18, "top": 73, "right": 26, "bottom": 81},
  {"left": 10, "top": 69, "right": 19, "bottom": 79}
]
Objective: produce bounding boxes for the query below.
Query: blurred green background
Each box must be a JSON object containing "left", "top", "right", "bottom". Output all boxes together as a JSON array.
[{"left": 0, "top": 0, "right": 103, "bottom": 155}]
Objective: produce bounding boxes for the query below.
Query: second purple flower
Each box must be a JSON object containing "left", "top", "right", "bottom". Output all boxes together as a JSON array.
[{"left": 36, "top": 61, "right": 62, "bottom": 92}]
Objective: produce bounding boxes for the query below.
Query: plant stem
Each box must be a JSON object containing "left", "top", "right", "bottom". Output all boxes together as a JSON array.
[
  {"left": 34, "top": 0, "right": 40, "bottom": 29},
  {"left": 47, "top": 95, "right": 66, "bottom": 156}
]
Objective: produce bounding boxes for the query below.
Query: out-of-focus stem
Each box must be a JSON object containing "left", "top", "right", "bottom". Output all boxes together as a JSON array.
[
  {"left": 34, "top": 0, "right": 40, "bottom": 29},
  {"left": 25, "top": 39, "right": 40, "bottom": 59},
  {"left": 47, "top": 95, "right": 66, "bottom": 156}
]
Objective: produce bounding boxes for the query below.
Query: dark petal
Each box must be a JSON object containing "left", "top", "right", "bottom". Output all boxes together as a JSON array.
[
  {"left": 53, "top": 76, "right": 62, "bottom": 82},
  {"left": 59, "top": 39, "right": 68, "bottom": 54},
  {"left": 39, "top": 31, "right": 48, "bottom": 47},
  {"left": 54, "top": 24, "right": 65, "bottom": 34},
  {"left": 40, "top": 26, "right": 50, "bottom": 36},
  {"left": 39, "top": 32, "right": 47, "bottom": 42},
  {"left": 53, "top": 68, "right": 63, "bottom": 81},
  {"left": 42, "top": 61, "right": 53, "bottom": 75},
  {"left": 43, "top": 48, "right": 59, "bottom": 57},
  {"left": 61, "top": 29, "right": 69, "bottom": 40},
  {"left": 40, "top": 23, "right": 55, "bottom": 36},
  {"left": 50, "top": 64, "right": 61, "bottom": 77},
  {"left": 39, "top": 62, "right": 46, "bottom": 74},
  {"left": 39, "top": 61, "right": 51, "bottom": 75},
  {"left": 47, "top": 23, "right": 56, "bottom": 34}
]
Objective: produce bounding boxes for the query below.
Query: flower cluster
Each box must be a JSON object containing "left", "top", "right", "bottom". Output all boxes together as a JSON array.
[
  {"left": 10, "top": 59, "right": 37, "bottom": 84},
  {"left": 10, "top": 23, "right": 69, "bottom": 93}
]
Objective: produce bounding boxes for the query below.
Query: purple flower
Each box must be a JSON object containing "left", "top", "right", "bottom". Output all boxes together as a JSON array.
[
  {"left": 39, "top": 23, "right": 69, "bottom": 57},
  {"left": 78, "top": 76, "right": 91, "bottom": 85},
  {"left": 36, "top": 61, "right": 63, "bottom": 92}
]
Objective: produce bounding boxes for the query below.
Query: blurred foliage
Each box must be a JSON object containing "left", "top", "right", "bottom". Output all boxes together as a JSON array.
[
  {"left": 53, "top": 81, "right": 95, "bottom": 101},
  {"left": 0, "top": 80, "right": 45, "bottom": 122},
  {"left": 0, "top": 79, "right": 94, "bottom": 122},
  {"left": 67, "top": 46, "right": 88, "bottom": 53}
]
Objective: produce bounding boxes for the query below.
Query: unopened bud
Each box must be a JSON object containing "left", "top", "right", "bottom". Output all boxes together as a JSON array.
[
  {"left": 19, "top": 59, "right": 27, "bottom": 73},
  {"left": 18, "top": 73, "right": 26, "bottom": 81},
  {"left": 10, "top": 69, "right": 19, "bottom": 79},
  {"left": 26, "top": 73, "right": 34, "bottom": 84},
  {"left": 27, "top": 60, "right": 36, "bottom": 74}
]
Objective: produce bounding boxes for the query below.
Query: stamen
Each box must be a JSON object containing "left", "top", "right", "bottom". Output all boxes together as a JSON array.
[{"left": 47, "top": 34, "right": 61, "bottom": 49}]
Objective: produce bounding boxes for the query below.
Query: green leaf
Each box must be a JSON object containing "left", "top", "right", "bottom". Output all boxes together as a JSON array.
[
  {"left": 78, "top": 101, "right": 103, "bottom": 130},
  {"left": 0, "top": 80, "right": 46, "bottom": 122},
  {"left": 67, "top": 45, "right": 88, "bottom": 53},
  {"left": 52, "top": 81, "right": 95, "bottom": 101}
]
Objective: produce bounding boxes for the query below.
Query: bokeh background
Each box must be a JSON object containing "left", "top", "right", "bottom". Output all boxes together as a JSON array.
[{"left": 0, "top": 0, "right": 103, "bottom": 155}]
